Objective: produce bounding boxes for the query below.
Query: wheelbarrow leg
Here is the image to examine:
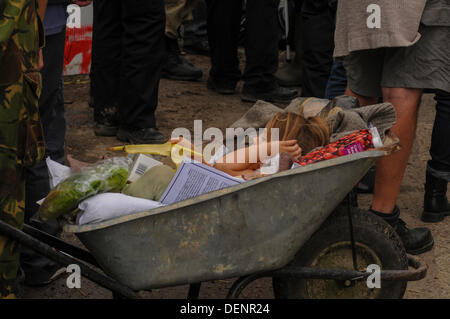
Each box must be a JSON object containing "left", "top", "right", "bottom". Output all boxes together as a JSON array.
[{"left": 187, "top": 283, "right": 201, "bottom": 299}]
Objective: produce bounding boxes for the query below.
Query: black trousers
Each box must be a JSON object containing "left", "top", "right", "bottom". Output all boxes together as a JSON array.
[
  {"left": 206, "top": 0, "right": 280, "bottom": 91},
  {"left": 429, "top": 91, "right": 450, "bottom": 175},
  {"left": 91, "top": 0, "right": 165, "bottom": 130},
  {"left": 299, "top": 0, "right": 336, "bottom": 98},
  {"left": 183, "top": 0, "right": 207, "bottom": 46},
  {"left": 22, "top": 30, "right": 67, "bottom": 282}
]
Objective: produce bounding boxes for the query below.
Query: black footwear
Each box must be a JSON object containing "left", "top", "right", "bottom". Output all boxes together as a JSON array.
[
  {"left": 207, "top": 77, "right": 236, "bottom": 95},
  {"left": 422, "top": 169, "right": 450, "bottom": 223},
  {"left": 162, "top": 36, "right": 202, "bottom": 81},
  {"left": 94, "top": 122, "right": 119, "bottom": 137},
  {"left": 357, "top": 166, "right": 376, "bottom": 194},
  {"left": 94, "top": 106, "right": 119, "bottom": 136},
  {"left": 241, "top": 85, "right": 298, "bottom": 103},
  {"left": 117, "top": 127, "right": 166, "bottom": 144},
  {"left": 371, "top": 206, "right": 434, "bottom": 255},
  {"left": 183, "top": 39, "right": 210, "bottom": 56}
]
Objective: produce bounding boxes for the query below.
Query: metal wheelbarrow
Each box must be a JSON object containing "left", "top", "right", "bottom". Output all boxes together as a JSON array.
[{"left": 0, "top": 134, "right": 427, "bottom": 299}]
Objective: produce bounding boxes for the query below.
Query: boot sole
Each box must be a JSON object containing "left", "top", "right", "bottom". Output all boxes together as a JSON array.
[
  {"left": 276, "top": 79, "right": 302, "bottom": 87},
  {"left": 161, "top": 72, "right": 202, "bottom": 82},
  {"left": 206, "top": 83, "right": 236, "bottom": 95},
  {"left": 94, "top": 125, "right": 119, "bottom": 137},
  {"left": 240, "top": 93, "right": 297, "bottom": 104},
  {"left": 406, "top": 237, "right": 435, "bottom": 255},
  {"left": 421, "top": 210, "right": 450, "bottom": 223},
  {"left": 116, "top": 130, "right": 167, "bottom": 145}
]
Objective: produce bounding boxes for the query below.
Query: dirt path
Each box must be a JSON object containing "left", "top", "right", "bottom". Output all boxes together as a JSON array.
[{"left": 21, "top": 54, "right": 449, "bottom": 299}]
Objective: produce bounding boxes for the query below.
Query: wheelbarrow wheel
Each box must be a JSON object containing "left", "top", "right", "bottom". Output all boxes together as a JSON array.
[{"left": 273, "top": 208, "right": 408, "bottom": 299}]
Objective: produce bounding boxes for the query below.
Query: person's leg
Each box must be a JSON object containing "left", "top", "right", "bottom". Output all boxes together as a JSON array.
[
  {"left": 275, "top": 0, "right": 303, "bottom": 88},
  {"left": 324, "top": 60, "right": 347, "bottom": 99},
  {"left": 344, "top": 87, "right": 378, "bottom": 106},
  {"left": 299, "top": 0, "right": 335, "bottom": 97},
  {"left": 205, "top": 0, "right": 242, "bottom": 93},
  {"left": 342, "top": 49, "right": 433, "bottom": 254},
  {"left": 165, "top": 0, "right": 197, "bottom": 39},
  {"left": 21, "top": 29, "right": 66, "bottom": 286},
  {"left": 371, "top": 88, "right": 423, "bottom": 213},
  {"left": 162, "top": 0, "right": 202, "bottom": 81},
  {"left": 0, "top": 79, "right": 31, "bottom": 298},
  {"left": 348, "top": 86, "right": 423, "bottom": 210},
  {"left": 0, "top": 178, "right": 24, "bottom": 299},
  {"left": 91, "top": 0, "right": 122, "bottom": 136},
  {"left": 422, "top": 91, "right": 450, "bottom": 222},
  {"left": 371, "top": 87, "right": 433, "bottom": 254},
  {"left": 243, "top": 0, "right": 279, "bottom": 91},
  {"left": 117, "top": 0, "right": 166, "bottom": 144},
  {"left": 0, "top": 86, "right": 26, "bottom": 298},
  {"left": 241, "top": 0, "right": 297, "bottom": 103},
  {"left": 183, "top": 0, "right": 209, "bottom": 55}
]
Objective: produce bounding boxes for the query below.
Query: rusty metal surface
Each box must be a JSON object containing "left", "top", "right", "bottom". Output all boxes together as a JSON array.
[{"left": 64, "top": 148, "right": 392, "bottom": 291}]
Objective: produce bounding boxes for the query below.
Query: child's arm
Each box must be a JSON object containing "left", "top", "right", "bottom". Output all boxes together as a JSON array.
[{"left": 214, "top": 140, "right": 301, "bottom": 174}]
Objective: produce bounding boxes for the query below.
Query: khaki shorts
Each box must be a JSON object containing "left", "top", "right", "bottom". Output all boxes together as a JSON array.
[{"left": 342, "top": 25, "right": 450, "bottom": 97}]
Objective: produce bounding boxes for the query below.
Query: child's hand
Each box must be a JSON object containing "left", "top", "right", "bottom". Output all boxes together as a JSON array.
[
  {"left": 279, "top": 140, "right": 302, "bottom": 160},
  {"left": 170, "top": 137, "right": 192, "bottom": 149}
]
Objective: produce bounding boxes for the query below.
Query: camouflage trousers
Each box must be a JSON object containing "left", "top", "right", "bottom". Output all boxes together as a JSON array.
[
  {"left": 0, "top": 166, "right": 24, "bottom": 299},
  {"left": 165, "top": 0, "right": 198, "bottom": 39},
  {"left": 0, "top": 75, "right": 43, "bottom": 298}
]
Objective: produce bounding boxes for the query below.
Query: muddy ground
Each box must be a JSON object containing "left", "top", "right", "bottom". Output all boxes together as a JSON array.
[{"left": 22, "top": 53, "right": 449, "bottom": 299}]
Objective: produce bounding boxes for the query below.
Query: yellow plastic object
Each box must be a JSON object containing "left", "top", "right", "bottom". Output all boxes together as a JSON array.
[{"left": 109, "top": 143, "right": 203, "bottom": 168}]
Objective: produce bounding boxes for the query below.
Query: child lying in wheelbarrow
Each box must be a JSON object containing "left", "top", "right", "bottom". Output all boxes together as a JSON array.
[{"left": 171, "top": 111, "right": 331, "bottom": 178}]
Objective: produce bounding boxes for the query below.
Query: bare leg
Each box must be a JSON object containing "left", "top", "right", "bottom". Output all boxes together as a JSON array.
[
  {"left": 344, "top": 87, "right": 378, "bottom": 106},
  {"left": 345, "top": 86, "right": 433, "bottom": 255},
  {"left": 371, "top": 87, "right": 423, "bottom": 213},
  {"left": 345, "top": 86, "right": 423, "bottom": 214}
]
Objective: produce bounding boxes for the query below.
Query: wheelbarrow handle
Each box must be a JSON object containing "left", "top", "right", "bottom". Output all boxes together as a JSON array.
[
  {"left": 379, "top": 255, "right": 428, "bottom": 282},
  {"left": 227, "top": 255, "right": 428, "bottom": 299},
  {"left": 0, "top": 220, "right": 139, "bottom": 299}
]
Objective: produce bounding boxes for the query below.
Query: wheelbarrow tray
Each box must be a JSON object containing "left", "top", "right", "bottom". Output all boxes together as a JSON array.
[{"left": 64, "top": 147, "right": 394, "bottom": 291}]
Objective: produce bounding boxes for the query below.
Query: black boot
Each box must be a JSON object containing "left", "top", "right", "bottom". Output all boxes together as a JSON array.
[
  {"left": 94, "top": 106, "right": 119, "bottom": 136},
  {"left": 117, "top": 127, "right": 166, "bottom": 144},
  {"left": 422, "top": 169, "right": 450, "bottom": 222},
  {"left": 162, "top": 36, "right": 202, "bottom": 81},
  {"left": 241, "top": 84, "right": 298, "bottom": 104},
  {"left": 371, "top": 206, "right": 434, "bottom": 255},
  {"left": 357, "top": 166, "right": 376, "bottom": 194}
]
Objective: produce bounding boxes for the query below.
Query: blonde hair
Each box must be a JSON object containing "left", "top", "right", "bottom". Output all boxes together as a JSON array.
[{"left": 265, "top": 112, "right": 330, "bottom": 155}]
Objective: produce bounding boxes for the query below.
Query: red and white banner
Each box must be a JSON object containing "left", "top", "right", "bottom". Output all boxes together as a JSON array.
[{"left": 63, "top": 4, "right": 93, "bottom": 76}]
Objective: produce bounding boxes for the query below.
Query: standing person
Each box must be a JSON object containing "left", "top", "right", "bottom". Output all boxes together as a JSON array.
[
  {"left": 163, "top": 0, "right": 203, "bottom": 81},
  {"left": 276, "top": 0, "right": 337, "bottom": 97},
  {"left": 206, "top": 0, "right": 298, "bottom": 103},
  {"left": 422, "top": 91, "right": 450, "bottom": 222},
  {"left": 0, "top": 0, "right": 47, "bottom": 298},
  {"left": 91, "top": 0, "right": 166, "bottom": 144},
  {"left": 335, "top": 0, "right": 450, "bottom": 254}
]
